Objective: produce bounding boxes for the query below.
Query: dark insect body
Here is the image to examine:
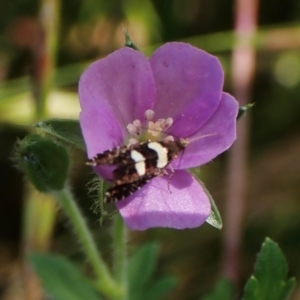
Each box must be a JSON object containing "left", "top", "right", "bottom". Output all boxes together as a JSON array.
[{"left": 87, "top": 138, "right": 188, "bottom": 202}]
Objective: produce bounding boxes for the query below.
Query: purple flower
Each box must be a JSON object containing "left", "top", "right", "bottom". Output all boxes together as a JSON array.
[{"left": 79, "top": 42, "right": 238, "bottom": 230}]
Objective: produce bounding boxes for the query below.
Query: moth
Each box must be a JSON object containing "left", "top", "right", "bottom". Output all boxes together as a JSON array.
[{"left": 87, "top": 138, "right": 188, "bottom": 202}]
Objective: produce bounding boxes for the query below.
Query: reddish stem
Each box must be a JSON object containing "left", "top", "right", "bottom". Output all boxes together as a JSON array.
[{"left": 222, "top": 0, "right": 259, "bottom": 285}]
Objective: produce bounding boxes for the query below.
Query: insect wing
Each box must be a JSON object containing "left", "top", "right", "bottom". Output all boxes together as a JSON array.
[
  {"left": 87, "top": 145, "right": 132, "bottom": 165},
  {"left": 111, "top": 141, "right": 170, "bottom": 185},
  {"left": 87, "top": 142, "right": 156, "bottom": 166},
  {"left": 89, "top": 139, "right": 188, "bottom": 202},
  {"left": 104, "top": 174, "right": 155, "bottom": 202}
]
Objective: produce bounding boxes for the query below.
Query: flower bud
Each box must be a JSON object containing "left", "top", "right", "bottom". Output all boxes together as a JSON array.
[
  {"left": 17, "top": 135, "right": 69, "bottom": 192},
  {"left": 237, "top": 103, "right": 254, "bottom": 120}
]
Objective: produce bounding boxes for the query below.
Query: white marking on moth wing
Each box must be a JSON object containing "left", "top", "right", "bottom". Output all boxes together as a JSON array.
[
  {"left": 130, "top": 150, "right": 145, "bottom": 162},
  {"left": 148, "top": 142, "right": 168, "bottom": 168},
  {"left": 135, "top": 161, "right": 146, "bottom": 176},
  {"left": 130, "top": 150, "right": 146, "bottom": 175}
]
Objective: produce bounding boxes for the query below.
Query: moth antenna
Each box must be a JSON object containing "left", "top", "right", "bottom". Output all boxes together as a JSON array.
[
  {"left": 170, "top": 133, "right": 218, "bottom": 170},
  {"left": 138, "top": 125, "right": 217, "bottom": 145},
  {"left": 167, "top": 168, "right": 174, "bottom": 194},
  {"left": 186, "top": 133, "right": 218, "bottom": 145}
]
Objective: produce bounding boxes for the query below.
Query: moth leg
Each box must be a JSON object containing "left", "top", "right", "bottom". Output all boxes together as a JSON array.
[
  {"left": 154, "top": 167, "right": 173, "bottom": 194},
  {"left": 165, "top": 165, "right": 175, "bottom": 194}
]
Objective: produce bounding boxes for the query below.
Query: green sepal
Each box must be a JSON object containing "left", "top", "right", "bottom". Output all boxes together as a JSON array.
[
  {"left": 202, "top": 278, "right": 233, "bottom": 300},
  {"left": 33, "top": 118, "right": 86, "bottom": 150},
  {"left": 198, "top": 181, "right": 223, "bottom": 230},
  {"left": 122, "top": 27, "right": 139, "bottom": 50},
  {"left": 242, "top": 237, "right": 296, "bottom": 300},
  {"left": 29, "top": 252, "right": 100, "bottom": 300},
  {"left": 17, "top": 134, "right": 69, "bottom": 192},
  {"left": 237, "top": 103, "right": 255, "bottom": 120}
]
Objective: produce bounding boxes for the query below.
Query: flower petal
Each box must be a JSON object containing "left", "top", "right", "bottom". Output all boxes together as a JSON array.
[
  {"left": 80, "top": 108, "right": 124, "bottom": 158},
  {"left": 80, "top": 106, "right": 123, "bottom": 179},
  {"left": 173, "top": 92, "right": 238, "bottom": 169},
  {"left": 116, "top": 170, "right": 211, "bottom": 230},
  {"left": 149, "top": 42, "right": 224, "bottom": 137},
  {"left": 79, "top": 47, "right": 156, "bottom": 134}
]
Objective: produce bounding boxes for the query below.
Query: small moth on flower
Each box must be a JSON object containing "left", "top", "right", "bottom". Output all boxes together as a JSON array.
[
  {"left": 87, "top": 123, "right": 188, "bottom": 202},
  {"left": 79, "top": 42, "right": 238, "bottom": 230}
]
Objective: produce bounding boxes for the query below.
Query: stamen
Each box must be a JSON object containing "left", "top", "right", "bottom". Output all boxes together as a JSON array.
[
  {"left": 164, "top": 135, "right": 174, "bottom": 142},
  {"left": 133, "top": 119, "right": 142, "bottom": 128},
  {"left": 126, "top": 110, "right": 175, "bottom": 143},
  {"left": 145, "top": 109, "right": 155, "bottom": 121},
  {"left": 128, "top": 138, "right": 139, "bottom": 146},
  {"left": 148, "top": 121, "right": 163, "bottom": 136},
  {"left": 156, "top": 118, "right": 165, "bottom": 125},
  {"left": 127, "top": 124, "right": 138, "bottom": 135},
  {"left": 164, "top": 118, "right": 173, "bottom": 130}
]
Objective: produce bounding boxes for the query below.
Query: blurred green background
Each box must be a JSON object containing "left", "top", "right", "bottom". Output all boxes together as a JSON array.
[{"left": 1, "top": 0, "right": 300, "bottom": 299}]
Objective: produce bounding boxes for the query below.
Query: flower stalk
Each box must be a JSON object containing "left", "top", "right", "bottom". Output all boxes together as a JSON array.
[
  {"left": 23, "top": 192, "right": 57, "bottom": 251},
  {"left": 23, "top": 0, "right": 60, "bottom": 294},
  {"left": 112, "top": 214, "right": 128, "bottom": 300},
  {"left": 222, "top": 0, "right": 258, "bottom": 285},
  {"left": 33, "top": 0, "right": 59, "bottom": 119},
  {"left": 52, "top": 187, "right": 122, "bottom": 298}
]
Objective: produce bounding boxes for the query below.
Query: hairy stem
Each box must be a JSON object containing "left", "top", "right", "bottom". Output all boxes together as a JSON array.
[
  {"left": 52, "top": 187, "right": 122, "bottom": 298},
  {"left": 112, "top": 214, "right": 128, "bottom": 300}
]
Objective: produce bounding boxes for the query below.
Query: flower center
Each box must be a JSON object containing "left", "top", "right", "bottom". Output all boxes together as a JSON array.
[{"left": 126, "top": 109, "right": 174, "bottom": 145}]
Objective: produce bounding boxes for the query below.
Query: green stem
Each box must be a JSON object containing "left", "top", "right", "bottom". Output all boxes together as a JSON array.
[
  {"left": 23, "top": 193, "right": 57, "bottom": 251},
  {"left": 112, "top": 214, "right": 128, "bottom": 300},
  {"left": 52, "top": 187, "right": 122, "bottom": 298},
  {"left": 33, "top": 0, "right": 60, "bottom": 119}
]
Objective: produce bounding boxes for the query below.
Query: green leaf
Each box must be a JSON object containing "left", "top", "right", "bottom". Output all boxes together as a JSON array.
[
  {"left": 34, "top": 119, "right": 86, "bottom": 150},
  {"left": 242, "top": 238, "right": 296, "bottom": 300},
  {"left": 202, "top": 278, "right": 233, "bottom": 300},
  {"left": 128, "top": 242, "right": 159, "bottom": 300},
  {"left": 199, "top": 181, "right": 222, "bottom": 229},
  {"left": 29, "top": 252, "right": 100, "bottom": 300},
  {"left": 143, "top": 277, "right": 177, "bottom": 300}
]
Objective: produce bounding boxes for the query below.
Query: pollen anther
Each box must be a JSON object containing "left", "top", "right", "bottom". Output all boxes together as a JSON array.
[{"left": 126, "top": 110, "right": 174, "bottom": 143}]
